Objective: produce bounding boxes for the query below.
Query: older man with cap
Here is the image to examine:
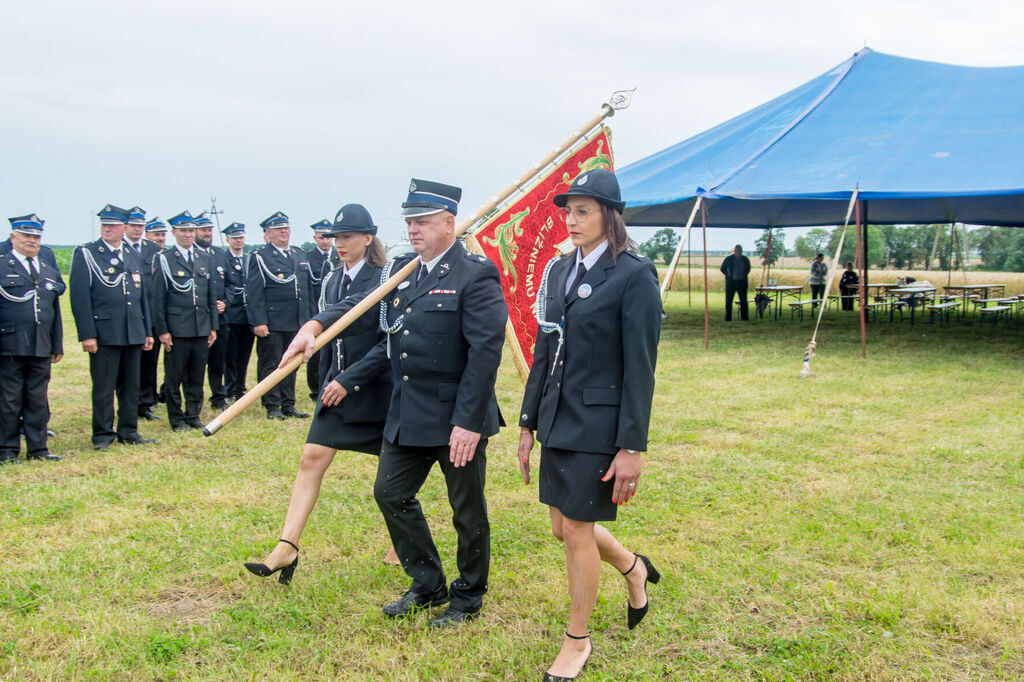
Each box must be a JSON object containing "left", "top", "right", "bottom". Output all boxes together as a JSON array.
[
  {"left": 303, "top": 219, "right": 336, "bottom": 400},
  {"left": 283, "top": 179, "right": 507, "bottom": 627},
  {"left": 70, "top": 205, "right": 155, "bottom": 450},
  {"left": 152, "top": 211, "right": 219, "bottom": 431},
  {"left": 0, "top": 215, "right": 64, "bottom": 464},
  {"left": 247, "top": 211, "right": 313, "bottom": 420},
  {"left": 218, "top": 222, "right": 253, "bottom": 404},
  {"left": 194, "top": 211, "right": 230, "bottom": 409}
]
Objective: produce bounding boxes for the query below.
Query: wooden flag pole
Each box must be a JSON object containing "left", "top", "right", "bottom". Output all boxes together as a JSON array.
[{"left": 204, "top": 91, "right": 636, "bottom": 436}]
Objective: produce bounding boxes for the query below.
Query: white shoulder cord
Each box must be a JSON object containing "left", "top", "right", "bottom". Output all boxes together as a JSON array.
[
  {"left": 82, "top": 247, "right": 126, "bottom": 288},
  {"left": 378, "top": 258, "right": 406, "bottom": 358},
  {"left": 158, "top": 252, "right": 198, "bottom": 306},
  {"left": 535, "top": 257, "right": 564, "bottom": 375}
]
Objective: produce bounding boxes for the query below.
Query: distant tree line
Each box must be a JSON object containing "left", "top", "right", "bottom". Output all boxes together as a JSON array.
[{"left": 630, "top": 224, "right": 1024, "bottom": 271}]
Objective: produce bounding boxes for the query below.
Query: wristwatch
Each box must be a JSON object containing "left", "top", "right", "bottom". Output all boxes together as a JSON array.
[{"left": 626, "top": 449, "right": 638, "bottom": 454}]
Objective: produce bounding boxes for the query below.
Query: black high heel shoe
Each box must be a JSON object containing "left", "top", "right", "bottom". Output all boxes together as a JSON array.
[
  {"left": 542, "top": 631, "right": 591, "bottom": 681},
  {"left": 622, "top": 553, "right": 661, "bottom": 629},
  {"left": 244, "top": 538, "right": 299, "bottom": 585}
]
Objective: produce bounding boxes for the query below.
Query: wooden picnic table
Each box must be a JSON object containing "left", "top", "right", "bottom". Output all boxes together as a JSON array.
[
  {"left": 943, "top": 284, "right": 1007, "bottom": 319},
  {"left": 754, "top": 285, "right": 803, "bottom": 320},
  {"left": 885, "top": 286, "right": 936, "bottom": 325}
]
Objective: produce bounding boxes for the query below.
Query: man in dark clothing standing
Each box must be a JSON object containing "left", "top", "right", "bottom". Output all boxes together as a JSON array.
[{"left": 719, "top": 244, "right": 751, "bottom": 321}]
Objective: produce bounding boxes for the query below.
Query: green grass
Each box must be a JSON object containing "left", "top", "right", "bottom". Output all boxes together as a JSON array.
[{"left": 1, "top": 295, "right": 1023, "bottom": 679}]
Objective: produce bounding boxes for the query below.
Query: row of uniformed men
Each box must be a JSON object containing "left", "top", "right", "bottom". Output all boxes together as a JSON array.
[{"left": 0, "top": 205, "right": 342, "bottom": 461}]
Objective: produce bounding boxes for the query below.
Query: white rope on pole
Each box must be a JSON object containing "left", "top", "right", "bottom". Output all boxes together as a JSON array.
[
  {"left": 659, "top": 197, "right": 702, "bottom": 299},
  {"left": 800, "top": 188, "right": 859, "bottom": 379}
]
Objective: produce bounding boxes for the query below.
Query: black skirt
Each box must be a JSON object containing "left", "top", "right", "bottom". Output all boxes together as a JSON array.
[
  {"left": 305, "top": 400, "right": 384, "bottom": 456},
  {"left": 539, "top": 446, "right": 617, "bottom": 522}
]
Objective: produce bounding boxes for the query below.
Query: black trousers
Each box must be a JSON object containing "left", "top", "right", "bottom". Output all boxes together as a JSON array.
[
  {"left": 90, "top": 345, "right": 142, "bottom": 446},
  {"left": 163, "top": 336, "right": 209, "bottom": 427},
  {"left": 810, "top": 284, "right": 826, "bottom": 308},
  {"left": 0, "top": 355, "right": 51, "bottom": 459},
  {"left": 374, "top": 438, "right": 489, "bottom": 612},
  {"left": 225, "top": 323, "right": 254, "bottom": 400},
  {"left": 139, "top": 332, "right": 160, "bottom": 411},
  {"left": 207, "top": 324, "right": 228, "bottom": 405},
  {"left": 840, "top": 286, "right": 856, "bottom": 310},
  {"left": 256, "top": 330, "right": 297, "bottom": 409},
  {"left": 725, "top": 279, "right": 749, "bottom": 321}
]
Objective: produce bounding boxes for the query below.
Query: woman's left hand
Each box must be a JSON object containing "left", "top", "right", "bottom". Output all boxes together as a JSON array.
[
  {"left": 320, "top": 380, "right": 348, "bottom": 407},
  {"left": 602, "top": 449, "right": 642, "bottom": 505}
]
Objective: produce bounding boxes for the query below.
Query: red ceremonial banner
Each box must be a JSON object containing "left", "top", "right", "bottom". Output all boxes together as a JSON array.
[{"left": 468, "top": 128, "right": 614, "bottom": 377}]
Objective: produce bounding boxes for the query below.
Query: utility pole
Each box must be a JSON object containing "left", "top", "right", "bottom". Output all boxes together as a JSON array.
[{"left": 210, "top": 198, "right": 225, "bottom": 247}]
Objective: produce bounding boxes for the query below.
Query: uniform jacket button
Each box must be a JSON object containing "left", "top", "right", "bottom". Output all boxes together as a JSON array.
[
  {"left": 406, "top": 307, "right": 412, "bottom": 313},
  {"left": 401, "top": 352, "right": 407, "bottom": 359},
  {"left": 403, "top": 329, "right": 409, "bottom": 336},
  {"left": 353, "top": 385, "right": 360, "bottom": 392},
  {"left": 402, "top": 375, "right": 409, "bottom": 382}
]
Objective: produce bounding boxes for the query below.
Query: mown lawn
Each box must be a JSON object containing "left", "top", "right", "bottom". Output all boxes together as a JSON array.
[{"left": 1, "top": 294, "right": 1022, "bottom": 680}]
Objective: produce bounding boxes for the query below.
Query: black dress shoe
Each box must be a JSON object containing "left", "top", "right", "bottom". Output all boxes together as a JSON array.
[
  {"left": 0, "top": 458, "right": 19, "bottom": 466},
  {"left": 382, "top": 586, "right": 449, "bottom": 618},
  {"left": 93, "top": 442, "right": 112, "bottom": 451},
  {"left": 266, "top": 407, "right": 286, "bottom": 420},
  {"left": 427, "top": 606, "right": 479, "bottom": 629},
  {"left": 281, "top": 407, "right": 310, "bottom": 419},
  {"left": 27, "top": 452, "right": 62, "bottom": 462},
  {"left": 139, "top": 408, "right": 161, "bottom": 421},
  {"left": 172, "top": 424, "right": 191, "bottom": 432},
  {"left": 623, "top": 553, "right": 661, "bottom": 630},
  {"left": 186, "top": 419, "right": 203, "bottom": 429},
  {"left": 210, "top": 401, "right": 228, "bottom": 411},
  {"left": 244, "top": 538, "right": 299, "bottom": 585},
  {"left": 117, "top": 435, "right": 157, "bottom": 445}
]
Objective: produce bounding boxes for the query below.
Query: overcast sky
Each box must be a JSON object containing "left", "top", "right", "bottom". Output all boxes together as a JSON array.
[{"left": 3, "top": 0, "right": 1022, "bottom": 251}]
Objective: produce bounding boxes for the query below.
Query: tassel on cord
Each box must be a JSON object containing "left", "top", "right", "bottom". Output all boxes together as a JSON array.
[{"left": 799, "top": 188, "right": 858, "bottom": 378}]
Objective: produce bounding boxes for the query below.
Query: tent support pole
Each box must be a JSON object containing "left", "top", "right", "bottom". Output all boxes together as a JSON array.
[
  {"left": 687, "top": 235, "right": 692, "bottom": 306},
  {"left": 701, "top": 201, "right": 709, "bottom": 349},
  {"left": 659, "top": 199, "right": 701, "bottom": 300},
  {"left": 856, "top": 200, "right": 867, "bottom": 359}
]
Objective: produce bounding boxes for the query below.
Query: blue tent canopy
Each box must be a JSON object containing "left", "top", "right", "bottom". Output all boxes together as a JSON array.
[{"left": 619, "top": 48, "right": 1024, "bottom": 228}]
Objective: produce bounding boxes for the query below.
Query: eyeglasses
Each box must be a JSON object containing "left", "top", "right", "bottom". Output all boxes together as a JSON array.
[{"left": 557, "top": 207, "right": 599, "bottom": 221}]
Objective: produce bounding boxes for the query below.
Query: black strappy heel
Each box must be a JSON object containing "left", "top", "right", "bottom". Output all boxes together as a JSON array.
[
  {"left": 542, "top": 631, "right": 591, "bottom": 681},
  {"left": 622, "top": 553, "right": 661, "bottom": 629},
  {"left": 244, "top": 538, "right": 299, "bottom": 585}
]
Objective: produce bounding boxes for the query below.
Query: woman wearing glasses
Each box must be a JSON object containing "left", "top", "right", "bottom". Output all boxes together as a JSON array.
[
  {"left": 518, "top": 169, "right": 663, "bottom": 681},
  {"left": 244, "top": 204, "right": 397, "bottom": 584}
]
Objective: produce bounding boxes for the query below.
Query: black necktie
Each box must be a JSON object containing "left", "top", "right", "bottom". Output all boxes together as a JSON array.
[
  {"left": 133, "top": 242, "right": 141, "bottom": 253},
  {"left": 417, "top": 263, "right": 428, "bottom": 285},
  {"left": 186, "top": 250, "right": 192, "bottom": 266},
  {"left": 339, "top": 274, "right": 351, "bottom": 301},
  {"left": 567, "top": 263, "right": 587, "bottom": 301},
  {"left": 26, "top": 257, "right": 39, "bottom": 283}
]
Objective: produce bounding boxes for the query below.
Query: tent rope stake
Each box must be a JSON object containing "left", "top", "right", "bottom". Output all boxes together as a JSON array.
[{"left": 800, "top": 189, "right": 859, "bottom": 379}]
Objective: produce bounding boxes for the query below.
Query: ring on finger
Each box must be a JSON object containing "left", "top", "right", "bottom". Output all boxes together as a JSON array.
[{"left": 627, "top": 482, "right": 636, "bottom": 488}]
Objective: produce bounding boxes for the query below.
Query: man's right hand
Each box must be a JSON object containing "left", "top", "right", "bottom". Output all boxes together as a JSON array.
[
  {"left": 253, "top": 324, "right": 270, "bottom": 338},
  {"left": 159, "top": 333, "right": 173, "bottom": 352},
  {"left": 279, "top": 320, "right": 324, "bottom": 368},
  {"left": 81, "top": 338, "right": 98, "bottom": 354}
]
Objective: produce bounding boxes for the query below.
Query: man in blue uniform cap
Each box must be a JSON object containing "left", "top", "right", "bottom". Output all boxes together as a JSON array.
[
  {"left": 219, "top": 222, "right": 254, "bottom": 403},
  {"left": 247, "top": 212, "right": 313, "bottom": 420},
  {"left": 70, "top": 205, "right": 156, "bottom": 450},
  {"left": 0, "top": 214, "right": 64, "bottom": 463}
]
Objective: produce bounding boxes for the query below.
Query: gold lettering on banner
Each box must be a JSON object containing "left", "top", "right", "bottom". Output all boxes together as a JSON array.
[{"left": 524, "top": 216, "right": 555, "bottom": 301}]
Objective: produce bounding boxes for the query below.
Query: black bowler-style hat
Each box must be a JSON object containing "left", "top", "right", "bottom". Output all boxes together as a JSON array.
[
  {"left": 401, "top": 178, "right": 461, "bottom": 217},
  {"left": 328, "top": 203, "right": 377, "bottom": 235},
  {"left": 553, "top": 168, "right": 626, "bottom": 214}
]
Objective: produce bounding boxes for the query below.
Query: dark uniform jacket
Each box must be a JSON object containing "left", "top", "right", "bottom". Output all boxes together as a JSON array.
[
  {"left": 151, "top": 247, "right": 219, "bottom": 338},
  {"left": 317, "top": 262, "right": 391, "bottom": 423},
  {"left": 69, "top": 239, "right": 150, "bottom": 346},
  {"left": 246, "top": 243, "right": 313, "bottom": 332},
  {"left": 0, "top": 239, "right": 65, "bottom": 294},
  {"left": 203, "top": 245, "right": 230, "bottom": 326},
  {"left": 315, "top": 241, "right": 507, "bottom": 447},
  {"left": 221, "top": 249, "right": 249, "bottom": 325},
  {"left": 0, "top": 251, "right": 63, "bottom": 357},
  {"left": 305, "top": 247, "right": 335, "bottom": 299},
  {"left": 519, "top": 248, "right": 661, "bottom": 454}
]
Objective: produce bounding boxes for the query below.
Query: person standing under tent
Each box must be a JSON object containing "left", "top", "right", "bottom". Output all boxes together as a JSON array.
[
  {"left": 809, "top": 253, "right": 827, "bottom": 309},
  {"left": 719, "top": 244, "right": 750, "bottom": 321},
  {"left": 839, "top": 261, "right": 858, "bottom": 311}
]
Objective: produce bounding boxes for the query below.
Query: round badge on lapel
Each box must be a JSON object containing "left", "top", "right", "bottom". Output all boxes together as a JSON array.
[
  {"left": 398, "top": 281, "right": 410, "bottom": 290},
  {"left": 45, "top": 282, "right": 54, "bottom": 291},
  {"left": 578, "top": 283, "right": 592, "bottom": 299},
  {"left": 393, "top": 297, "right": 401, "bottom": 307},
  {"left": 110, "top": 257, "right": 119, "bottom": 265}
]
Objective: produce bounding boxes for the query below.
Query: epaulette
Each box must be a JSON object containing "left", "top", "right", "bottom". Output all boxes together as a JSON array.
[
  {"left": 465, "top": 253, "right": 489, "bottom": 264},
  {"left": 622, "top": 250, "right": 644, "bottom": 261}
]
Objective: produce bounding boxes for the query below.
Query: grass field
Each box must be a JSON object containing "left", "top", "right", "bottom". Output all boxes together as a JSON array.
[{"left": 2, "top": 294, "right": 1023, "bottom": 680}]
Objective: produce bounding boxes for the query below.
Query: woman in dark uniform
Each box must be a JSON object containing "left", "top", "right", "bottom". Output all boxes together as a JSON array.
[
  {"left": 244, "top": 204, "right": 395, "bottom": 584},
  {"left": 518, "top": 169, "right": 662, "bottom": 681}
]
